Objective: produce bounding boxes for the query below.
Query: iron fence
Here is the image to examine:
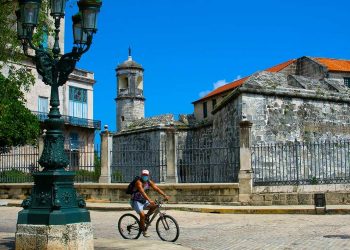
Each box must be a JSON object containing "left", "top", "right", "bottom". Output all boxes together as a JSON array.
[
  {"left": 0, "top": 144, "right": 100, "bottom": 183},
  {"left": 65, "top": 144, "right": 100, "bottom": 183},
  {"left": 0, "top": 146, "right": 39, "bottom": 183},
  {"left": 252, "top": 140, "right": 350, "bottom": 186},
  {"left": 110, "top": 142, "right": 167, "bottom": 183},
  {"left": 177, "top": 142, "right": 240, "bottom": 183}
]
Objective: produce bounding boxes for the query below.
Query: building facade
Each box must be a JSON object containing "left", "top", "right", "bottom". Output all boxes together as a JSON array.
[
  {"left": 111, "top": 55, "right": 350, "bottom": 183},
  {"left": 0, "top": 15, "right": 100, "bottom": 174}
]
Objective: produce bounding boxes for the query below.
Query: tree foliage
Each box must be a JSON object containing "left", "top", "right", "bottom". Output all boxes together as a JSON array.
[
  {"left": 0, "top": 0, "right": 52, "bottom": 147},
  {"left": 0, "top": 66, "right": 39, "bottom": 147}
]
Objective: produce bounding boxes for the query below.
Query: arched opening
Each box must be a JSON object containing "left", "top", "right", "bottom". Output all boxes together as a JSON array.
[
  {"left": 119, "top": 76, "right": 128, "bottom": 91},
  {"left": 136, "top": 76, "right": 143, "bottom": 90}
]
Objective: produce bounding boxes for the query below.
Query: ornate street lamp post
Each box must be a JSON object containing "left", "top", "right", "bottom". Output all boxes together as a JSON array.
[{"left": 15, "top": 0, "right": 102, "bottom": 249}]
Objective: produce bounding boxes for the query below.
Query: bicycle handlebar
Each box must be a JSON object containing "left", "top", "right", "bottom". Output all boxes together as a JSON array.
[{"left": 155, "top": 197, "right": 167, "bottom": 206}]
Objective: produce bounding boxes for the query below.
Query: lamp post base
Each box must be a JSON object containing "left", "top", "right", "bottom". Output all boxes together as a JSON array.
[
  {"left": 15, "top": 222, "right": 93, "bottom": 250},
  {"left": 15, "top": 169, "right": 93, "bottom": 249}
]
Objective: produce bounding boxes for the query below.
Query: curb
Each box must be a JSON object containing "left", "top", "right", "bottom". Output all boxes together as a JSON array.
[
  {"left": 170, "top": 207, "right": 317, "bottom": 214},
  {"left": 3, "top": 201, "right": 350, "bottom": 215}
]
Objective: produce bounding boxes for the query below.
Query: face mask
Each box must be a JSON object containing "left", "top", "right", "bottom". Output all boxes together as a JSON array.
[{"left": 141, "top": 176, "right": 149, "bottom": 182}]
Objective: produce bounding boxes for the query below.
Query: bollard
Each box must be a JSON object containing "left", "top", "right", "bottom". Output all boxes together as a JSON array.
[{"left": 314, "top": 193, "right": 326, "bottom": 214}]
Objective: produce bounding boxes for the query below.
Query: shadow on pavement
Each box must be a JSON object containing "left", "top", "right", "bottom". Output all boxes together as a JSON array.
[{"left": 0, "top": 237, "right": 15, "bottom": 250}]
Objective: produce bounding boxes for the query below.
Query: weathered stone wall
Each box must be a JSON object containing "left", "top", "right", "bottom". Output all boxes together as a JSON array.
[
  {"left": 279, "top": 61, "right": 297, "bottom": 75},
  {"left": 116, "top": 98, "right": 145, "bottom": 131},
  {"left": 177, "top": 125, "right": 213, "bottom": 146},
  {"left": 243, "top": 93, "right": 350, "bottom": 144},
  {"left": 328, "top": 72, "right": 350, "bottom": 79},
  {"left": 3, "top": 183, "right": 350, "bottom": 205},
  {"left": 212, "top": 96, "right": 242, "bottom": 146},
  {"left": 250, "top": 184, "right": 350, "bottom": 206},
  {"left": 296, "top": 57, "right": 327, "bottom": 79},
  {"left": 112, "top": 129, "right": 166, "bottom": 182},
  {"left": 0, "top": 183, "right": 239, "bottom": 204}
]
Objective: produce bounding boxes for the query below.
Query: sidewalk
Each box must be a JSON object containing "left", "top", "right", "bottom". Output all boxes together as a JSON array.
[
  {"left": 2, "top": 200, "right": 350, "bottom": 249},
  {"left": 2, "top": 199, "right": 350, "bottom": 214},
  {"left": 0, "top": 232, "right": 191, "bottom": 250}
]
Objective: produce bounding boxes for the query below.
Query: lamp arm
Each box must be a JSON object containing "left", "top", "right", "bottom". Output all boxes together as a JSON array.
[
  {"left": 26, "top": 35, "right": 41, "bottom": 54},
  {"left": 80, "top": 42, "right": 91, "bottom": 55},
  {"left": 22, "top": 41, "right": 35, "bottom": 59},
  {"left": 77, "top": 34, "right": 93, "bottom": 57}
]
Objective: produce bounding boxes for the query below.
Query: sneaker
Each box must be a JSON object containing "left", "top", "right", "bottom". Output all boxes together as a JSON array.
[{"left": 143, "top": 231, "right": 150, "bottom": 238}]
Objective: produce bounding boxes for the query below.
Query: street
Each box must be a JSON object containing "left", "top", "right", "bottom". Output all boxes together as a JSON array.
[{"left": 1, "top": 207, "right": 350, "bottom": 249}]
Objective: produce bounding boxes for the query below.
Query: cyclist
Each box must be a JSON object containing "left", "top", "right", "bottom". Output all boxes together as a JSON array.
[{"left": 130, "top": 169, "right": 170, "bottom": 237}]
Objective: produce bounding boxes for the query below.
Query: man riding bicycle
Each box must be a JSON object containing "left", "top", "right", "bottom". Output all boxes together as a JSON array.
[{"left": 130, "top": 169, "right": 170, "bottom": 237}]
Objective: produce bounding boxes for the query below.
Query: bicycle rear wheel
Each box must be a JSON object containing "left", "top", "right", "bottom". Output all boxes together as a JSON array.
[
  {"left": 118, "top": 213, "right": 142, "bottom": 239},
  {"left": 156, "top": 214, "right": 180, "bottom": 242}
]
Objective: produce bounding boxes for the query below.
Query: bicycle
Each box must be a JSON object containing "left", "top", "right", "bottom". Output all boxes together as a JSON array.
[{"left": 118, "top": 197, "right": 180, "bottom": 242}]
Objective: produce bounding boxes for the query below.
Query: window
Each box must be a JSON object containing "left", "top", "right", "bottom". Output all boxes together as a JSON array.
[
  {"left": 212, "top": 99, "right": 217, "bottom": 110},
  {"left": 344, "top": 78, "right": 350, "bottom": 88},
  {"left": 38, "top": 96, "right": 48, "bottom": 113},
  {"left": 121, "top": 116, "right": 125, "bottom": 121},
  {"left": 203, "top": 102, "right": 208, "bottom": 118},
  {"left": 69, "top": 86, "right": 87, "bottom": 118},
  {"left": 69, "top": 132, "right": 79, "bottom": 150},
  {"left": 119, "top": 77, "right": 128, "bottom": 90}
]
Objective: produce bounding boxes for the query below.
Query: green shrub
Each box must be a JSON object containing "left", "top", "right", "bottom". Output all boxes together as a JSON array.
[
  {"left": 74, "top": 152, "right": 101, "bottom": 182},
  {"left": 75, "top": 169, "right": 98, "bottom": 182},
  {"left": 112, "top": 171, "right": 123, "bottom": 182},
  {"left": 0, "top": 168, "right": 33, "bottom": 183},
  {"left": 310, "top": 176, "right": 318, "bottom": 185}
]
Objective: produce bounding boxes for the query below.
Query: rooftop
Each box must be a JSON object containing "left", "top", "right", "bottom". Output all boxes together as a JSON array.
[
  {"left": 193, "top": 57, "right": 350, "bottom": 104},
  {"left": 193, "top": 59, "right": 296, "bottom": 103}
]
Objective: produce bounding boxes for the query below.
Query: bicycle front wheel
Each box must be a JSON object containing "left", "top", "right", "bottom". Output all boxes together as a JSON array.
[
  {"left": 156, "top": 214, "right": 180, "bottom": 242},
  {"left": 118, "top": 213, "right": 142, "bottom": 239}
]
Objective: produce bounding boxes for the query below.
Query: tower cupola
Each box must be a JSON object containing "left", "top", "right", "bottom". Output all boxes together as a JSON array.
[{"left": 115, "top": 48, "right": 145, "bottom": 131}]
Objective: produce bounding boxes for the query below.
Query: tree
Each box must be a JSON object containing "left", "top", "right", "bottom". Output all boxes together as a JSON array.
[
  {"left": 0, "top": 0, "right": 51, "bottom": 147},
  {"left": 0, "top": 67, "right": 39, "bottom": 147}
]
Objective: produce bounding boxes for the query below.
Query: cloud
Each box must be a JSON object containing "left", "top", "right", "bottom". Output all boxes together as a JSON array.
[
  {"left": 199, "top": 90, "right": 211, "bottom": 97},
  {"left": 198, "top": 75, "right": 243, "bottom": 98},
  {"left": 213, "top": 80, "right": 227, "bottom": 89},
  {"left": 198, "top": 79, "right": 228, "bottom": 98},
  {"left": 233, "top": 75, "right": 242, "bottom": 81},
  {"left": 198, "top": 75, "right": 242, "bottom": 98}
]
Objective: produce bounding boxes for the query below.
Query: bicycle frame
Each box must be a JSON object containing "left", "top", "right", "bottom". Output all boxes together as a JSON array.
[
  {"left": 144, "top": 199, "right": 168, "bottom": 231},
  {"left": 118, "top": 197, "right": 179, "bottom": 242}
]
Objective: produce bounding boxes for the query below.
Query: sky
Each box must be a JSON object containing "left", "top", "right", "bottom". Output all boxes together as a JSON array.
[{"left": 64, "top": 0, "right": 350, "bottom": 134}]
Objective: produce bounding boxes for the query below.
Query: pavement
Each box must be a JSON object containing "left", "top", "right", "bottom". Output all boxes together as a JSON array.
[{"left": 2, "top": 199, "right": 350, "bottom": 249}]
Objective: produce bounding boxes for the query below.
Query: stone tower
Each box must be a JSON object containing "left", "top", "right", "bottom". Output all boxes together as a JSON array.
[{"left": 116, "top": 49, "right": 145, "bottom": 131}]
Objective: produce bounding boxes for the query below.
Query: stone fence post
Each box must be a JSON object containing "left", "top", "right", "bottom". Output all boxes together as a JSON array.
[
  {"left": 239, "top": 120, "right": 253, "bottom": 204},
  {"left": 99, "top": 125, "right": 113, "bottom": 183},
  {"left": 165, "top": 129, "right": 177, "bottom": 183}
]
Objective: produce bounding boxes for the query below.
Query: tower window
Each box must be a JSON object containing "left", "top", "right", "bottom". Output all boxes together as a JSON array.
[
  {"left": 119, "top": 77, "right": 128, "bottom": 90},
  {"left": 137, "top": 76, "right": 143, "bottom": 90},
  {"left": 344, "top": 78, "right": 350, "bottom": 88},
  {"left": 203, "top": 102, "right": 208, "bottom": 118},
  {"left": 121, "top": 116, "right": 125, "bottom": 121}
]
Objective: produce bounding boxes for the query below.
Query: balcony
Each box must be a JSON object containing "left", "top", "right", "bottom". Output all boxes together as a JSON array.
[{"left": 33, "top": 111, "right": 101, "bottom": 130}]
